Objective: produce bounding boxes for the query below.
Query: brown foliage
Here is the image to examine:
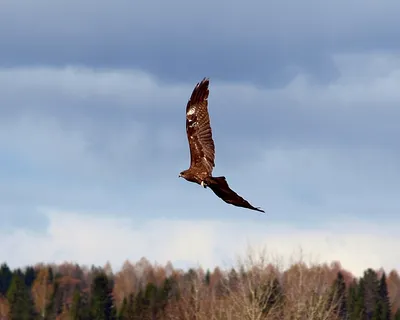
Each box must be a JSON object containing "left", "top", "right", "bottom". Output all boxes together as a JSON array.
[
  {"left": 161, "top": 248, "right": 344, "bottom": 320},
  {"left": 113, "top": 260, "right": 138, "bottom": 310},
  {"left": 0, "top": 296, "right": 9, "bottom": 319},
  {"left": 32, "top": 267, "right": 54, "bottom": 318},
  {"left": 388, "top": 270, "right": 400, "bottom": 314},
  {"left": 3, "top": 247, "right": 400, "bottom": 319}
]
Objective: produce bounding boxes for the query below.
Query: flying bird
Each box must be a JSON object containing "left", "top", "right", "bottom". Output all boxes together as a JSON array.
[{"left": 179, "top": 78, "right": 265, "bottom": 213}]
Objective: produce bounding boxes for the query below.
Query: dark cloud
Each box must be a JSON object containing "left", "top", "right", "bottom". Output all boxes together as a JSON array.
[
  {"left": 1, "top": 0, "right": 400, "bottom": 86},
  {"left": 1, "top": 0, "right": 400, "bottom": 230},
  {"left": 1, "top": 1, "right": 400, "bottom": 276},
  {"left": 1, "top": 59, "right": 400, "bottom": 230}
]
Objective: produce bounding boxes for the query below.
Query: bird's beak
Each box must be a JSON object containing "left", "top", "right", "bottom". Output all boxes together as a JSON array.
[{"left": 178, "top": 174, "right": 182, "bottom": 178}]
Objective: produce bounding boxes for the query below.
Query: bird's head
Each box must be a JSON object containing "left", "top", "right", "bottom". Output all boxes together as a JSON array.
[{"left": 179, "top": 170, "right": 191, "bottom": 180}]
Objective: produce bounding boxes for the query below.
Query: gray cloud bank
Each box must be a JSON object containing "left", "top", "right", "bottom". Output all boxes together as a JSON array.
[
  {"left": 1, "top": 53, "right": 400, "bottom": 231},
  {"left": 1, "top": 0, "right": 400, "bottom": 85},
  {"left": 0, "top": 0, "right": 399, "bottom": 237}
]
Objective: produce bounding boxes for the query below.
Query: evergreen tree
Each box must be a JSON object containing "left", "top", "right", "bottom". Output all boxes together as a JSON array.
[
  {"left": 14, "top": 268, "right": 24, "bottom": 279},
  {"left": 133, "top": 289, "right": 146, "bottom": 319},
  {"left": 118, "top": 297, "right": 127, "bottom": 320},
  {"left": 90, "top": 272, "right": 116, "bottom": 320},
  {"left": 363, "top": 268, "right": 380, "bottom": 319},
  {"left": 0, "top": 263, "right": 12, "bottom": 295},
  {"left": 159, "top": 277, "right": 174, "bottom": 312},
  {"left": 143, "top": 282, "right": 159, "bottom": 319},
  {"left": 204, "top": 269, "right": 211, "bottom": 286},
  {"left": 7, "top": 272, "right": 36, "bottom": 320},
  {"left": 347, "top": 280, "right": 357, "bottom": 318},
  {"left": 47, "top": 267, "right": 54, "bottom": 283},
  {"left": 41, "top": 273, "right": 66, "bottom": 318},
  {"left": 70, "top": 287, "right": 90, "bottom": 320},
  {"left": 24, "top": 266, "right": 36, "bottom": 288},
  {"left": 118, "top": 293, "right": 135, "bottom": 320},
  {"left": 126, "top": 293, "right": 137, "bottom": 319},
  {"left": 331, "top": 271, "right": 347, "bottom": 319},
  {"left": 70, "top": 288, "right": 82, "bottom": 320},
  {"left": 350, "top": 278, "right": 366, "bottom": 320},
  {"left": 43, "top": 277, "right": 59, "bottom": 320},
  {"left": 129, "top": 283, "right": 166, "bottom": 320},
  {"left": 373, "top": 273, "right": 391, "bottom": 320}
]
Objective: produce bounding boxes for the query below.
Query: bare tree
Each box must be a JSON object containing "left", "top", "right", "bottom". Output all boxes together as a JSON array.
[
  {"left": 163, "top": 267, "right": 222, "bottom": 320},
  {"left": 218, "top": 246, "right": 284, "bottom": 320},
  {"left": 282, "top": 254, "right": 341, "bottom": 320},
  {"left": 113, "top": 260, "right": 138, "bottom": 311}
]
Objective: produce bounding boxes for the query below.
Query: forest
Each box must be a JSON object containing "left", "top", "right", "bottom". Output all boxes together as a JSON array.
[{"left": 0, "top": 249, "right": 399, "bottom": 320}]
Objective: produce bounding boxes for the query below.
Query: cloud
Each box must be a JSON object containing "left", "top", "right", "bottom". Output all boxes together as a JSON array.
[
  {"left": 1, "top": 0, "right": 400, "bottom": 85},
  {"left": 1, "top": 209, "right": 398, "bottom": 278},
  {"left": 2, "top": 53, "right": 400, "bottom": 155},
  {"left": 1, "top": 53, "right": 400, "bottom": 227},
  {"left": 1, "top": 0, "right": 399, "bottom": 277}
]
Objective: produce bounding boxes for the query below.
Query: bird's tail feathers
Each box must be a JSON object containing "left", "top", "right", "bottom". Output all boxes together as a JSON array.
[
  {"left": 206, "top": 175, "right": 265, "bottom": 213},
  {"left": 206, "top": 176, "right": 229, "bottom": 189},
  {"left": 206, "top": 176, "right": 227, "bottom": 186},
  {"left": 211, "top": 176, "right": 226, "bottom": 181}
]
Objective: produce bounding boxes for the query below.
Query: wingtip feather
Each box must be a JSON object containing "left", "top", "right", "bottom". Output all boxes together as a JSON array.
[{"left": 189, "top": 77, "right": 210, "bottom": 105}]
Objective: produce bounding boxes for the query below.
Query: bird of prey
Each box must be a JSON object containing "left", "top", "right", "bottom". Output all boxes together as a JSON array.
[{"left": 179, "top": 78, "right": 265, "bottom": 213}]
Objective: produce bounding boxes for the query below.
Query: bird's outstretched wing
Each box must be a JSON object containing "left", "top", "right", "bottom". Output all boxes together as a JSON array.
[
  {"left": 186, "top": 78, "right": 215, "bottom": 175},
  {"left": 205, "top": 176, "right": 265, "bottom": 213}
]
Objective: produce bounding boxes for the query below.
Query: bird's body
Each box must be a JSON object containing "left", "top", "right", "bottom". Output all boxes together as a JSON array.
[{"left": 179, "top": 78, "right": 265, "bottom": 213}]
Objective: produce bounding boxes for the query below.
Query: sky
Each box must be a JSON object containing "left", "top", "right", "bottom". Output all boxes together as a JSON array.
[{"left": 0, "top": 0, "right": 399, "bottom": 277}]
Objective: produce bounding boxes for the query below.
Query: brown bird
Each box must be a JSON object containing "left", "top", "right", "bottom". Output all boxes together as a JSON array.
[{"left": 179, "top": 78, "right": 265, "bottom": 213}]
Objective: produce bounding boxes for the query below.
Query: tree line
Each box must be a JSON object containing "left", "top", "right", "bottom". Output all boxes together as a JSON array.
[{"left": 0, "top": 251, "right": 400, "bottom": 319}]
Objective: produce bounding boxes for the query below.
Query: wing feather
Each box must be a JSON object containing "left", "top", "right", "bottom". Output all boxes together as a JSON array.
[{"left": 185, "top": 78, "right": 215, "bottom": 175}]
